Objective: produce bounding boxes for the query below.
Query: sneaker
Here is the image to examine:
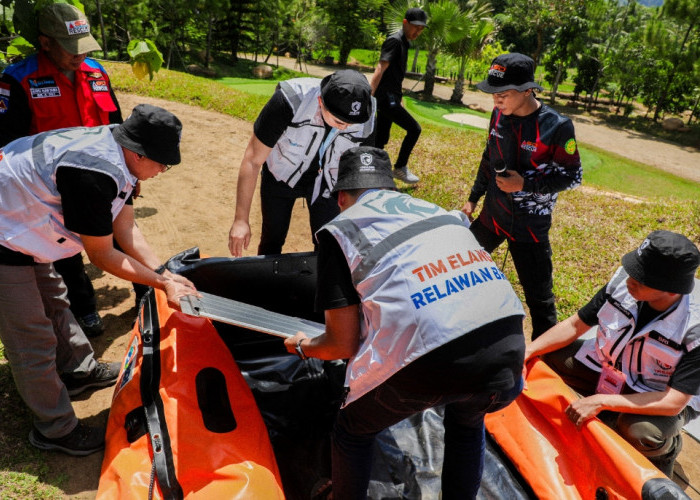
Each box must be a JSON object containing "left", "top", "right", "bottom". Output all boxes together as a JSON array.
[
  {"left": 29, "top": 421, "right": 105, "bottom": 456},
  {"left": 62, "top": 361, "right": 120, "bottom": 397},
  {"left": 393, "top": 166, "right": 420, "bottom": 184},
  {"left": 77, "top": 312, "right": 105, "bottom": 337}
]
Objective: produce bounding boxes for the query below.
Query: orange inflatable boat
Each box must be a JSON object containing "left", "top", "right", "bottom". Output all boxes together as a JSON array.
[{"left": 96, "top": 286, "right": 284, "bottom": 499}]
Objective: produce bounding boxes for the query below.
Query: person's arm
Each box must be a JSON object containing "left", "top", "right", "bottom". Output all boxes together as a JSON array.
[
  {"left": 520, "top": 119, "right": 582, "bottom": 195},
  {"left": 461, "top": 137, "right": 492, "bottom": 217},
  {"left": 0, "top": 74, "right": 32, "bottom": 146},
  {"left": 524, "top": 312, "right": 592, "bottom": 362},
  {"left": 369, "top": 60, "right": 389, "bottom": 95},
  {"left": 284, "top": 304, "right": 361, "bottom": 360},
  {"left": 228, "top": 134, "right": 273, "bottom": 256},
  {"left": 81, "top": 205, "right": 197, "bottom": 308},
  {"left": 566, "top": 387, "right": 693, "bottom": 430}
]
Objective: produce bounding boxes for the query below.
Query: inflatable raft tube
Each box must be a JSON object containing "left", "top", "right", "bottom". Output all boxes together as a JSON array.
[{"left": 96, "top": 284, "right": 284, "bottom": 499}]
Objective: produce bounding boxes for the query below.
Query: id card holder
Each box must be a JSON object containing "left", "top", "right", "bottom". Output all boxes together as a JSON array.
[{"left": 596, "top": 363, "right": 627, "bottom": 395}]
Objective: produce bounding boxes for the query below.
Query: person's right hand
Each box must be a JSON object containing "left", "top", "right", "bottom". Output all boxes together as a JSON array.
[
  {"left": 228, "top": 219, "right": 251, "bottom": 257},
  {"left": 163, "top": 278, "right": 200, "bottom": 310},
  {"left": 461, "top": 201, "right": 476, "bottom": 222}
]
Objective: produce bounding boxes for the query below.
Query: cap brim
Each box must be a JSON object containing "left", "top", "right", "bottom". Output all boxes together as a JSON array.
[
  {"left": 475, "top": 80, "right": 543, "bottom": 94},
  {"left": 332, "top": 174, "right": 397, "bottom": 193},
  {"left": 409, "top": 20, "right": 427, "bottom": 26},
  {"left": 55, "top": 34, "right": 102, "bottom": 55}
]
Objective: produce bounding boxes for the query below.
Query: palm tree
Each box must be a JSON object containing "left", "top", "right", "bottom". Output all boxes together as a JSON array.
[
  {"left": 421, "top": 0, "right": 465, "bottom": 97},
  {"left": 447, "top": 0, "right": 494, "bottom": 104}
]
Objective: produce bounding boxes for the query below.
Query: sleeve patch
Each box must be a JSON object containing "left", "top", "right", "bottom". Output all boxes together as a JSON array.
[{"left": 565, "top": 138, "right": 577, "bottom": 155}]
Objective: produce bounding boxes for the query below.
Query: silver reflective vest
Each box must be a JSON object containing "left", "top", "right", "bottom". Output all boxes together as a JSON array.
[
  {"left": 264, "top": 78, "right": 376, "bottom": 203},
  {"left": 321, "top": 190, "right": 525, "bottom": 406},
  {"left": 576, "top": 267, "right": 700, "bottom": 410},
  {"left": 0, "top": 125, "right": 136, "bottom": 263}
]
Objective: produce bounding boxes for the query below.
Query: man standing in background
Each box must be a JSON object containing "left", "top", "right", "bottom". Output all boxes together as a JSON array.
[{"left": 370, "top": 7, "right": 427, "bottom": 185}]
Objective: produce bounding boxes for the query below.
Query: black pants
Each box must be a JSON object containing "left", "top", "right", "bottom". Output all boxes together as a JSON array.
[
  {"left": 469, "top": 218, "right": 556, "bottom": 339},
  {"left": 53, "top": 253, "right": 96, "bottom": 318},
  {"left": 258, "top": 167, "right": 339, "bottom": 255},
  {"left": 375, "top": 100, "right": 421, "bottom": 168}
]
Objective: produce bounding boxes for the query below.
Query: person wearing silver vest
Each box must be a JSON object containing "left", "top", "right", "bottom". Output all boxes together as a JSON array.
[
  {"left": 525, "top": 231, "right": 700, "bottom": 476},
  {"left": 284, "top": 146, "right": 526, "bottom": 499},
  {"left": 0, "top": 104, "right": 199, "bottom": 456},
  {"left": 228, "top": 69, "right": 376, "bottom": 257}
]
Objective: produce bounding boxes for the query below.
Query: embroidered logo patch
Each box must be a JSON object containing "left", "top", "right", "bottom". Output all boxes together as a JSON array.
[
  {"left": 349, "top": 101, "right": 361, "bottom": 116},
  {"left": 520, "top": 140, "right": 537, "bottom": 152},
  {"left": 359, "top": 152, "right": 375, "bottom": 171},
  {"left": 28, "top": 77, "right": 60, "bottom": 98},
  {"left": 90, "top": 80, "right": 109, "bottom": 92},
  {"left": 66, "top": 19, "right": 90, "bottom": 36},
  {"left": 564, "top": 138, "right": 577, "bottom": 155}
]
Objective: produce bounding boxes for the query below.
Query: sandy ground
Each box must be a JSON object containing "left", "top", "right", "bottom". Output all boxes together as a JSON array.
[{"left": 24, "top": 82, "right": 700, "bottom": 498}]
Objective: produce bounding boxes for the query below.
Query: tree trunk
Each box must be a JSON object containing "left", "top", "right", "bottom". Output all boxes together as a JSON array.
[
  {"left": 205, "top": 16, "right": 213, "bottom": 68},
  {"left": 424, "top": 51, "right": 437, "bottom": 97},
  {"left": 549, "top": 63, "right": 563, "bottom": 105},
  {"left": 450, "top": 56, "right": 467, "bottom": 104},
  {"left": 411, "top": 47, "right": 420, "bottom": 73},
  {"left": 95, "top": 0, "right": 108, "bottom": 59}
]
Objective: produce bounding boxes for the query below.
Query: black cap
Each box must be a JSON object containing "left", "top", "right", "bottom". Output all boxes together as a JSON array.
[
  {"left": 476, "top": 53, "right": 543, "bottom": 94},
  {"left": 621, "top": 230, "right": 700, "bottom": 294},
  {"left": 333, "top": 146, "right": 397, "bottom": 193},
  {"left": 320, "top": 70, "right": 372, "bottom": 124},
  {"left": 113, "top": 104, "right": 182, "bottom": 165},
  {"left": 405, "top": 8, "right": 428, "bottom": 26}
]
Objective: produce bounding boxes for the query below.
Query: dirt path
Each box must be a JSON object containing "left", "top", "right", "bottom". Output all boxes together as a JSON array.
[{"left": 262, "top": 55, "right": 700, "bottom": 184}]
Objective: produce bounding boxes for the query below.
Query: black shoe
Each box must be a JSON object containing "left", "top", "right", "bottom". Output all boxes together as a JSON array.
[
  {"left": 77, "top": 312, "right": 105, "bottom": 337},
  {"left": 62, "top": 361, "right": 120, "bottom": 397},
  {"left": 28, "top": 421, "right": 105, "bottom": 456}
]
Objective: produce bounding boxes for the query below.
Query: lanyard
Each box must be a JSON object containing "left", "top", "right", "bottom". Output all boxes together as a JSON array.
[{"left": 318, "top": 127, "right": 339, "bottom": 169}]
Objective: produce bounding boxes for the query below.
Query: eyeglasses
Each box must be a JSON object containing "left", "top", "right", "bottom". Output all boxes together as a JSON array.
[{"left": 160, "top": 163, "right": 172, "bottom": 172}]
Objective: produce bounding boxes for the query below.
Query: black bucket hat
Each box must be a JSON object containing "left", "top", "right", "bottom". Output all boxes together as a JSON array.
[
  {"left": 113, "top": 104, "right": 182, "bottom": 166},
  {"left": 320, "top": 70, "right": 372, "bottom": 124},
  {"left": 333, "top": 146, "right": 396, "bottom": 193},
  {"left": 476, "top": 53, "right": 544, "bottom": 94},
  {"left": 621, "top": 230, "right": 700, "bottom": 294}
]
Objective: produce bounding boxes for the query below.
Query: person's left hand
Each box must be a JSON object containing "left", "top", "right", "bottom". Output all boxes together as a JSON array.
[
  {"left": 496, "top": 170, "right": 525, "bottom": 193},
  {"left": 565, "top": 394, "right": 605, "bottom": 429}
]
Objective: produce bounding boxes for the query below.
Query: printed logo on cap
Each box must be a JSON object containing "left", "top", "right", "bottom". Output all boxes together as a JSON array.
[
  {"left": 359, "top": 152, "right": 375, "bottom": 171},
  {"left": 350, "top": 101, "right": 361, "bottom": 116},
  {"left": 488, "top": 64, "right": 506, "bottom": 79},
  {"left": 637, "top": 238, "right": 651, "bottom": 256},
  {"left": 66, "top": 19, "right": 90, "bottom": 36}
]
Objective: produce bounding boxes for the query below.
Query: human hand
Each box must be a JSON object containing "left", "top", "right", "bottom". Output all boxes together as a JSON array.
[
  {"left": 163, "top": 278, "right": 200, "bottom": 310},
  {"left": 496, "top": 170, "right": 525, "bottom": 193},
  {"left": 565, "top": 395, "right": 605, "bottom": 429},
  {"left": 162, "top": 269, "right": 197, "bottom": 291},
  {"left": 461, "top": 201, "right": 477, "bottom": 222},
  {"left": 284, "top": 332, "right": 309, "bottom": 357},
  {"left": 228, "top": 219, "right": 251, "bottom": 257}
]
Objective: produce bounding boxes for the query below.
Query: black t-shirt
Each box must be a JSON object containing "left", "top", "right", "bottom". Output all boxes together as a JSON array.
[
  {"left": 0, "top": 166, "right": 130, "bottom": 265},
  {"left": 578, "top": 284, "right": 700, "bottom": 397},
  {"left": 254, "top": 86, "right": 326, "bottom": 190},
  {"left": 375, "top": 30, "right": 409, "bottom": 101},
  {"left": 315, "top": 228, "right": 525, "bottom": 394}
]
